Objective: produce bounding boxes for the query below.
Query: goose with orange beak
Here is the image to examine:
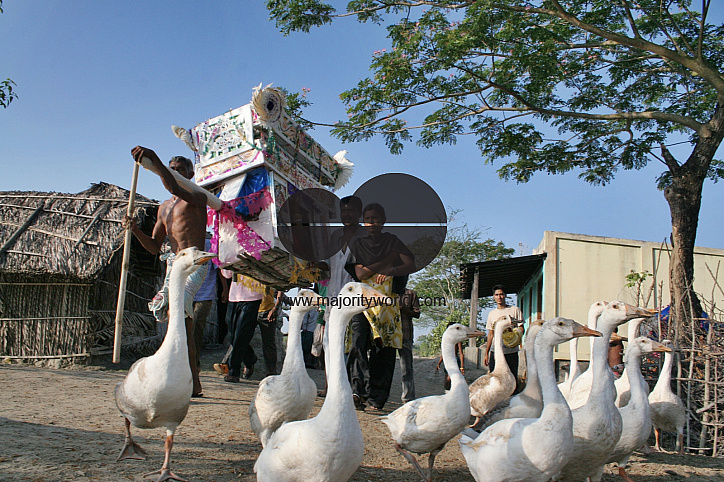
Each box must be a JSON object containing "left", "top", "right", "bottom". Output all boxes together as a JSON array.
[{"left": 383, "top": 322, "right": 485, "bottom": 482}]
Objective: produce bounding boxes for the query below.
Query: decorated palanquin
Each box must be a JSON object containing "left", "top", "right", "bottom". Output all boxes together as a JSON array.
[{"left": 171, "top": 84, "right": 353, "bottom": 290}]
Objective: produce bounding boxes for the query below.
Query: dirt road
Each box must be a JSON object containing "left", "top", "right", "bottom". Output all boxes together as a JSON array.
[{"left": 1, "top": 350, "right": 722, "bottom": 481}]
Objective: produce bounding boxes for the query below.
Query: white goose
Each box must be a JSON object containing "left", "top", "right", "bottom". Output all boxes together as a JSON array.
[
  {"left": 469, "top": 315, "right": 517, "bottom": 426},
  {"left": 557, "top": 337, "right": 580, "bottom": 401},
  {"left": 607, "top": 337, "right": 671, "bottom": 482},
  {"left": 614, "top": 317, "right": 646, "bottom": 408},
  {"left": 558, "top": 301, "right": 655, "bottom": 482},
  {"left": 115, "top": 247, "right": 215, "bottom": 482},
  {"left": 562, "top": 300, "right": 607, "bottom": 406},
  {"left": 249, "top": 289, "right": 322, "bottom": 447},
  {"left": 382, "top": 323, "right": 484, "bottom": 481},
  {"left": 459, "top": 317, "right": 601, "bottom": 482},
  {"left": 649, "top": 339, "right": 687, "bottom": 454},
  {"left": 254, "top": 282, "right": 386, "bottom": 482},
  {"left": 475, "top": 319, "right": 545, "bottom": 430}
]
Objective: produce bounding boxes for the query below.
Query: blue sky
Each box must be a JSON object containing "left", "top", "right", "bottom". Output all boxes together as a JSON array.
[{"left": 1, "top": 0, "right": 723, "bottom": 259}]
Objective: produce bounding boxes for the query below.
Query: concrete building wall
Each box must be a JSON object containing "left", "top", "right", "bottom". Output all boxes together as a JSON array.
[{"left": 520, "top": 231, "right": 724, "bottom": 362}]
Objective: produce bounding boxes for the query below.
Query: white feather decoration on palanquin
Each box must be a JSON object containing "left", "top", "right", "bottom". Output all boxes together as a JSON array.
[
  {"left": 332, "top": 150, "right": 354, "bottom": 190},
  {"left": 252, "top": 83, "right": 286, "bottom": 127},
  {"left": 171, "top": 125, "right": 197, "bottom": 152}
]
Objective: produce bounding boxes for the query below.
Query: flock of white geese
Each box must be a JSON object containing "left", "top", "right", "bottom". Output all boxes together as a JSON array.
[{"left": 113, "top": 247, "right": 687, "bottom": 482}]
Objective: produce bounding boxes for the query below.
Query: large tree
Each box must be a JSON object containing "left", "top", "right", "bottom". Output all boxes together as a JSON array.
[
  {"left": 410, "top": 212, "right": 514, "bottom": 355},
  {"left": 268, "top": 0, "right": 724, "bottom": 342}
]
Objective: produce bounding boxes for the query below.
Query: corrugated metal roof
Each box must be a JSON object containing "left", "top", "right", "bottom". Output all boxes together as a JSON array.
[{"left": 460, "top": 253, "right": 546, "bottom": 299}]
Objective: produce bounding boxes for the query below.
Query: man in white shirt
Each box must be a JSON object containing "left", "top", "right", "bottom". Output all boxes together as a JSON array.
[
  {"left": 484, "top": 284, "right": 524, "bottom": 381},
  {"left": 221, "top": 272, "right": 265, "bottom": 382}
]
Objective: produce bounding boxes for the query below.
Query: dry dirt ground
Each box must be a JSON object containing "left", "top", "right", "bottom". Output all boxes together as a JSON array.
[{"left": 1, "top": 349, "right": 723, "bottom": 482}]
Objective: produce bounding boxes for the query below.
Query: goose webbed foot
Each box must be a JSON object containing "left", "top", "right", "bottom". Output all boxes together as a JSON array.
[
  {"left": 394, "top": 443, "right": 428, "bottom": 481},
  {"left": 653, "top": 428, "right": 662, "bottom": 452},
  {"left": 117, "top": 418, "right": 147, "bottom": 461},
  {"left": 618, "top": 466, "right": 635, "bottom": 482},
  {"left": 143, "top": 468, "right": 187, "bottom": 482},
  {"left": 425, "top": 444, "right": 445, "bottom": 482},
  {"left": 116, "top": 438, "right": 147, "bottom": 461},
  {"left": 143, "top": 433, "right": 185, "bottom": 481}
]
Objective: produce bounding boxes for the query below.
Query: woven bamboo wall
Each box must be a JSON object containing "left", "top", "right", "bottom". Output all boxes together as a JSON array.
[{"left": 0, "top": 280, "right": 91, "bottom": 356}]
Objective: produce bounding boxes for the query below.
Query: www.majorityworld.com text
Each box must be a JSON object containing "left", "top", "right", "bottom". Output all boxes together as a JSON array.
[{"left": 289, "top": 294, "right": 446, "bottom": 308}]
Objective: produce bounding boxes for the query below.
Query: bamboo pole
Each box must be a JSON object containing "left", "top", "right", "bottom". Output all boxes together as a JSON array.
[
  {"left": 2, "top": 353, "right": 90, "bottom": 360},
  {"left": 469, "top": 269, "right": 479, "bottom": 327},
  {"left": 700, "top": 319, "right": 713, "bottom": 452},
  {"left": 113, "top": 161, "right": 140, "bottom": 363},
  {"left": 686, "top": 289, "right": 696, "bottom": 452},
  {"left": 714, "top": 349, "right": 720, "bottom": 455}
]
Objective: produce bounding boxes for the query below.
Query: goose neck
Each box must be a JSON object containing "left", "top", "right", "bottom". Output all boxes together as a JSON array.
[
  {"left": 589, "top": 324, "right": 615, "bottom": 396},
  {"left": 321, "top": 308, "right": 355, "bottom": 408},
  {"left": 587, "top": 311, "right": 599, "bottom": 352},
  {"left": 442, "top": 336, "right": 465, "bottom": 388},
  {"left": 625, "top": 349, "right": 645, "bottom": 403},
  {"left": 281, "top": 310, "right": 307, "bottom": 372},
  {"left": 628, "top": 318, "right": 643, "bottom": 340},
  {"left": 160, "top": 259, "right": 189, "bottom": 356},
  {"left": 535, "top": 334, "right": 567, "bottom": 412},
  {"left": 492, "top": 322, "right": 507, "bottom": 372},
  {"left": 655, "top": 351, "right": 674, "bottom": 391},
  {"left": 521, "top": 338, "right": 541, "bottom": 397},
  {"left": 569, "top": 337, "right": 579, "bottom": 379}
]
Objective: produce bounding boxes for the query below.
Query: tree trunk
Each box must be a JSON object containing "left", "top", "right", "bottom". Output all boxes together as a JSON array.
[
  {"left": 663, "top": 102, "right": 724, "bottom": 345},
  {"left": 664, "top": 170, "right": 704, "bottom": 345}
]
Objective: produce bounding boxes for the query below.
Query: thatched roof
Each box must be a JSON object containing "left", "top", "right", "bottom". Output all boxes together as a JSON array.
[{"left": 0, "top": 183, "right": 158, "bottom": 279}]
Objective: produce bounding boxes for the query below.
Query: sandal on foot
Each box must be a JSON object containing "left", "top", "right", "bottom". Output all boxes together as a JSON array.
[
  {"left": 353, "top": 394, "right": 366, "bottom": 411},
  {"left": 223, "top": 375, "right": 240, "bottom": 383}
]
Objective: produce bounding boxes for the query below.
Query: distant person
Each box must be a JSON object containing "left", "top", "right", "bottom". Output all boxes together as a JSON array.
[
  {"left": 346, "top": 202, "right": 415, "bottom": 410},
  {"left": 125, "top": 146, "right": 208, "bottom": 397},
  {"left": 189, "top": 236, "right": 217, "bottom": 396},
  {"left": 218, "top": 272, "right": 264, "bottom": 382},
  {"left": 301, "top": 301, "right": 320, "bottom": 369},
  {"left": 484, "top": 285, "right": 524, "bottom": 382},
  {"left": 215, "top": 275, "right": 287, "bottom": 380},
  {"left": 609, "top": 327, "right": 625, "bottom": 378},
  {"left": 216, "top": 268, "right": 230, "bottom": 344},
  {"left": 398, "top": 288, "right": 420, "bottom": 402}
]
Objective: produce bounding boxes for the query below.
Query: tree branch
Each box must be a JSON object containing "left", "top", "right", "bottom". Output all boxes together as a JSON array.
[
  {"left": 621, "top": 0, "right": 642, "bottom": 39},
  {"left": 661, "top": 2, "right": 697, "bottom": 55},
  {"left": 479, "top": 75, "right": 707, "bottom": 133},
  {"left": 660, "top": 143, "right": 682, "bottom": 173},
  {"left": 508, "top": 1, "right": 724, "bottom": 94},
  {"left": 696, "top": 0, "right": 711, "bottom": 59},
  {"left": 332, "top": 0, "right": 473, "bottom": 19}
]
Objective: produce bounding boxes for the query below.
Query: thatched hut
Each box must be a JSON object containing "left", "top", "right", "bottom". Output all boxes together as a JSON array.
[{"left": 0, "top": 183, "right": 163, "bottom": 363}]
